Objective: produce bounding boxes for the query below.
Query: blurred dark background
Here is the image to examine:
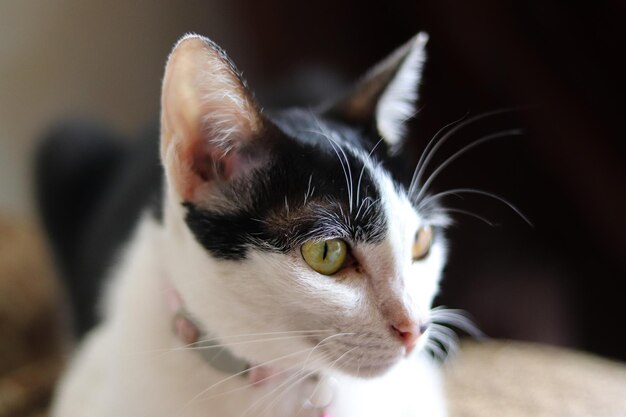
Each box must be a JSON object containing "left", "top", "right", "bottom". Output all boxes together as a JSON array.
[{"left": 2, "top": 1, "right": 624, "bottom": 361}]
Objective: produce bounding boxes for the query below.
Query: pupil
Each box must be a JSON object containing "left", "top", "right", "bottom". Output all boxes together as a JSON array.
[{"left": 322, "top": 242, "right": 328, "bottom": 260}]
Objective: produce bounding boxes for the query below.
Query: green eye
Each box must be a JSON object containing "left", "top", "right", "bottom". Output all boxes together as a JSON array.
[
  {"left": 412, "top": 225, "right": 433, "bottom": 261},
  {"left": 301, "top": 239, "right": 347, "bottom": 275}
]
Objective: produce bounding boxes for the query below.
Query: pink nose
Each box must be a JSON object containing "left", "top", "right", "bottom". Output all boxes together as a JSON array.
[{"left": 391, "top": 321, "right": 428, "bottom": 354}]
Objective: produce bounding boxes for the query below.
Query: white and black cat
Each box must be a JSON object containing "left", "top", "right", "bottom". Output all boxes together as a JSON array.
[{"left": 43, "top": 32, "right": 455, "bottom": 417}]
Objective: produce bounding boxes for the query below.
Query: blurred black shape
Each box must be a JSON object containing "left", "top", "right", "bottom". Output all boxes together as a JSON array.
[{"left": 36, "top": 122, "right": 162, "bottom": 335}]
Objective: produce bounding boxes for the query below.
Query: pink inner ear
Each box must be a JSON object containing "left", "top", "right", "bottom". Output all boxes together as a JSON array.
[
  {"left": 190, "top": 139, "right": 245, "bottom": 183},
  {"left": 161, "top": 35, "right": 267, "bottom": 201},
  {"left": 220, "top": 152, "right": 243, "bottom": 179}
]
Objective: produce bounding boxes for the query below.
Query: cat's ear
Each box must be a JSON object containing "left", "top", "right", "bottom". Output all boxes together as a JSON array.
[
  {"left": 323, "top": 33, "right": 428, "bottom": 152},
  {"left": 160, "top": 34, "right": 267, "bottom": 201}
]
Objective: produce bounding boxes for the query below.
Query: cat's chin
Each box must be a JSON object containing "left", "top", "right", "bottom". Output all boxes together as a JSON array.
[
  {"left": 321, "top": 353, "right": 404, "bottom": 379},
  {"left": 342, "top": 361, "right": 399, "bottom": 378}
]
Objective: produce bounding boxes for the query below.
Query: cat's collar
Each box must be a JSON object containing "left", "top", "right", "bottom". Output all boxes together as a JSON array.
[
  {"left": 164, "top": 284, "right": 335, "bottom": 415},
  {"left": 165, "top": 285, "right": 249, "bottom": 375}
]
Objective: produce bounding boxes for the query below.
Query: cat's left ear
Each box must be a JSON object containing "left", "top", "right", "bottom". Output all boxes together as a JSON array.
[
  {"left": 160, "top": 34, "right": 269, "bottom": 202},
  {"left": 322, "top": 33, "right": 428, "bottom": 153}
]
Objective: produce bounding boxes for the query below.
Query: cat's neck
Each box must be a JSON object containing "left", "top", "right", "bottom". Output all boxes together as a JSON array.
[
  {"left": 105, "top": 212, "right": 301, "bottom": 377},
  {"left": 99, "top": 215, "right": 176, "bottom": 351}
]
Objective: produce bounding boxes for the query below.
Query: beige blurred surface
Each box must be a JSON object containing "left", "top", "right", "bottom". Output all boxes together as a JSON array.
[
  {"left": 0, "top": 0, "right": 239, "bottom": 216},
  {"left": 445, "top": 340, "right": 626, "bottom": 417}
]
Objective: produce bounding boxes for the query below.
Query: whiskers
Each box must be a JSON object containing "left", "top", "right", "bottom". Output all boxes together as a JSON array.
[
  {"left": 175, "top": 329, "right": 332, "bottom": 352},
  {"left": 408, "top": 108, "right": 532, "bottom": 227},
  {"left": 125, "top": 329, "right": 331, "bottom": 362},
  {"left": 417, "top": 187, "right": 532, "bottom": 227},
  {"left": 425, "top": 307, "right": 485, "bottom": 363}
]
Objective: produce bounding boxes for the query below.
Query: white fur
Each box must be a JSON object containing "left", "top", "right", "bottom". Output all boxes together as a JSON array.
[
  {"left": 376, "top": 33, "right": 428, "bottom": 149},
  {"left": 52, "top": 166, "right": 447, "bottom": 417}
]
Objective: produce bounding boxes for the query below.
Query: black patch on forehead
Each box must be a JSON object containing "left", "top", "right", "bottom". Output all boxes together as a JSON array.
[
  {"left": 183, "top": 110, "right": 389, "bottom": 260},
  {"left": 184, "top": 203, "right": 258, "bottom": 260}
]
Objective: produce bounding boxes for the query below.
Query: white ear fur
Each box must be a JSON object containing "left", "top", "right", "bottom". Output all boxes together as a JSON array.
[
  {"left": 160, "top": 34, "right": 263, "bottom": 201},
  {"left": 375, "top": 33, "right": 428, "bottom": 147},
  {"left": 321, "top": 33, "right": 428, "bottom": 152}
]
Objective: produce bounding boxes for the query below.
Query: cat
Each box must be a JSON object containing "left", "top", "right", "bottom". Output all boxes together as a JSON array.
[{"left": 47, "top": 32, "right": 453, "bottom": 417}]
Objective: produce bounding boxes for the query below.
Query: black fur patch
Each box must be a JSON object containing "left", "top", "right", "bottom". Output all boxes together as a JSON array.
[{"left": 183, "top": 110, "right": 388, "bottom": 260}]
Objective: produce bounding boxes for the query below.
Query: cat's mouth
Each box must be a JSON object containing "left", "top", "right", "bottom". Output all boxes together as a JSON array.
[
  {"left": 342, "top": 357, "right": 403, "bottom": 377},
  {"left": 310, "top": 336, "right": 405, "bottom": 378},
  {"left": 330, "top": 352, "right": 402, "bottom": 378}
]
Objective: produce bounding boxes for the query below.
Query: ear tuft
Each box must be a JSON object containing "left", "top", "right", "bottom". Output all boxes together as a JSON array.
[{"left": 376, "top": 32, "right": 428, "bottom": 147}]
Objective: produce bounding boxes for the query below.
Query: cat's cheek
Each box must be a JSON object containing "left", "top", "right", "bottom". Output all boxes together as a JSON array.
[
  {"left": 284, "top": 264, "right": 364, "bottom": 322},
  {"left": 404, "top": 242, "right": 446, "bottom": 311}
]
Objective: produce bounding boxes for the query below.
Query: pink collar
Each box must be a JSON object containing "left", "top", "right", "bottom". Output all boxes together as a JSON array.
[
  {"left": 165, "top": 284, "right": 250, "bottom": 376},
  {"left": 164, "top": 284, "right": 333, "bottom": 415}
]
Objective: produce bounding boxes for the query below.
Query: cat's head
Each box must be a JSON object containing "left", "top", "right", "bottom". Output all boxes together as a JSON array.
[{"left": 159, "top": 33, "right": 447, "bottom": 377}]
